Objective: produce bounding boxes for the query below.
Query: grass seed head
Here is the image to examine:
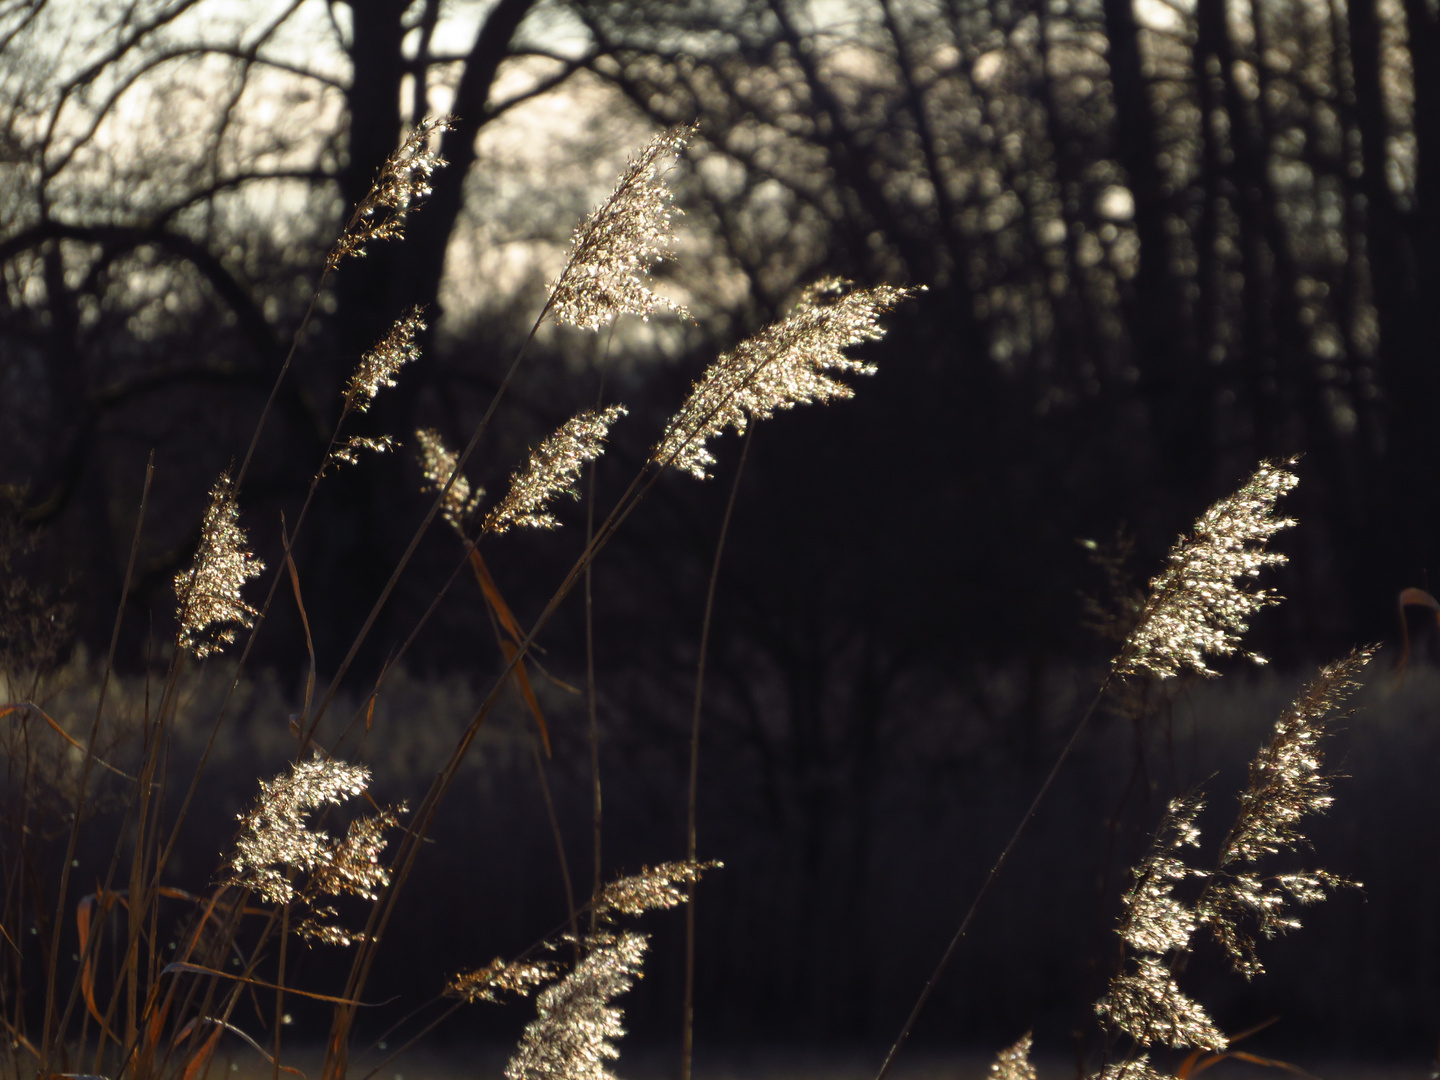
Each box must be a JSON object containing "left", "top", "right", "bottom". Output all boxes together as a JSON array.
[
  {"left": 344, "top": 307, "right": 426, "bottom": 413},
  {"left": 1117, "top": 459, "right": 1297, "bottom": 679},
  {"left": 175, "top": 471, "right": 264, "bottom": 658},
  {"left": 487, "top": 406, "right": 627, "bottom": 533},
  {"left": 330, "top": 117, "right": 454, "bottom": 267},
  {"left": 416, "top": 427, "right": 484, "bottom": 537},
  {"left": 548, "top": 126, "right": 692, "bottom": 330},
  {"left": 504, "top": 931, "right": 648, "bottom": 1080},
  {"left": 1099, "top": 1058, "right": 1170, "bottom": 1080},
  {"left": 653, "top": 279, "right": 914, "bottom": 479},
  {"left": 592, "top": 860, "right": 718, "bottom": 918},
  {"left": 1117, "top": 794, "right": 1206, "bottom": 956},
  {"left": 449, "top": 958, "right": 560, "bottom": 1004},
  {"left": 989, "top": 1033, "right": 1036, "bottom": 1080},
  {"left": 1097, "top": 954, "right": 1227, "bottom": 1052}
]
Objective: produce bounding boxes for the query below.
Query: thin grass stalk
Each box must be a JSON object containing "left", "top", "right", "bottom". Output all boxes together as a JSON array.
[
  {"left": 325, "top": 313, "right": 868, "bottom": 1068},
  {"left": 112, "top": 897, "right": 281, "bottom": 1080},
  {"left": 326, "top": 350, "right": 817, "bottom": 1063},
  {"left": 321, "top": 463, "right": 662, "bottom": 1078},
  {"left": 529, "top": 736, "right": 580, "bottom": 963},
  {"left": 151, "top": 405, "right": 364, "bottom": 896},
  {"left": 680, "top": 423, "right": 753, "bottom": 1080},
  {"left": 234, "top": 285, "right": 326, "bottom": 489},
  {"left": 38, "top": 453, "right": 153, "bottom": 1072},
  {"left": 298, "top": 308, "right": 554, "bottom": 757},
  {"left": 587, "top": 326, "right": 615, "bottom": 927},
  {"left": 273, "top": 904, "right": 290, "bottom": 1080},
  {"left": 872, "top": 676, "right": 1114, "bottom": 1080},
  {"left": 74, "top": 657, "right": 192, "bottom": 1063},
  {"left": 585, "top": 462, "right": 602, "bottom": 928}
]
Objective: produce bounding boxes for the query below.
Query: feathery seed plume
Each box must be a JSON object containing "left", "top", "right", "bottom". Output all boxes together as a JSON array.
[
  {"left": 989, "top": 1033, "right": 1037, "bottom": 1080},
  {"left": 175, "top": 472, "right": 264, "bottom": 658},
  {"left": 230, "top": 756, "right": 371, "bottom": 904},
  {"left": 548, "top": 126, "right": 691, "bottom": 330},
  {"left": 450, "top": 958, "right": 560, "bottom": 1004},
  {"left": 504, "top": 931, "right": 648, "bottom": 1080},
  {"left": 653, "top": 279, "right": 914, "bottom": 479},
  {"left": 486, "top": 406, "right": 627, "bottom": 533},
  {"left": 1097, "top": 954, "right": 1227, "bottom": 1052},
  {"left": 330, "top": 116, "right": 453, "bottom": 267},
  {"left": 1116, "top": 459, "right": 1297, "bottom": 679},
  {"left": 416, "top": 427, "right": 484, "bottom": 536},
  {"left": 1117, "top": 794, "right": 1205, "bottom": 955},
  {"left": 344, "top": 307, "right": 426, "bottom": 413},
  {"left": 1099, "top": 1058, "right": 1170, "bottom": 1080},
  {"left": 229, "top": 756, "right": 401, "bottom": 943},
  {"left": 1198, "top": 648, "right": 1371, "bottom": 976},
  {"left": 593, "top": 860, "right": 718, "bottom": 918},
  {"left": 329, "top": 435, "right": 397, "bottom": 468}
]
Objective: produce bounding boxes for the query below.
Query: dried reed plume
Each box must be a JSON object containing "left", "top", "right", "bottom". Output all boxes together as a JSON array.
[
  {"left": 449, "top": 958, "right": 559, "bottom": 1004},
  {"left": 344, "top": 307, "right": 426, "bottom": 413},
  {"left": 416, "top": 427, "right": 484, "bottom": 536},
  {"left": 330, "top": 435, "right": 397, "bottom": 468},
  {"left": 1116, "top": 459, "right": 1297, "bottom": 679},
  {"left": 504, "top": 930, "right": 648, "bottom": 1080},
  {"left": 330, "top": 116, "right": 454, "bottom": 267},
  {"left": 1199, "top": 648, "right": 1371, "bottom": 976},
  {"left": 1117, "top": 793, "right": 1205, "bottom": 956},
  {"left": 989, "top": 1033, "right": 1036, "bottom": 1080},
  {"left": 1098, "top": 954, "right": 1226, "bottom": 1052},
  {"left": 1099, "top": 1058, "right": 1168, "bottom": 1080},
  {"left": 229, "top": 756, "right": 401, "bottom": 944},
  {"left": 548, "top": 126, "right": 691, "bottom": 331},
  {"left": 653, "top": 279, "right": 913, "bottom": 479},
  {"left": 1097, "top": 649, "right": 1369, "bottom": 1054},
  {"left": 593, "top": 860, "right": 717, "bottom": 918},
  {"left": 175, "top": 471, "right": 264, "bottom": 658},
  {"left": 486, "top": 406, "right": 627, "bottom": 533},
  {"left": 1099, "top": 795, "right": 1224, "bottom": 1051}
]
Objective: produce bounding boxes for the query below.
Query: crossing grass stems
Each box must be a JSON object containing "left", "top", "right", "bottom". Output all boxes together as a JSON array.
[{"left": 0, "top": 116, "right": 1371, "bottom": 1080}]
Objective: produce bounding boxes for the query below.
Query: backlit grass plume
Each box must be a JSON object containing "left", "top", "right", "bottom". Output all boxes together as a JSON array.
[
  {"left": 1198, "top": 647, "right": 1372, "bottom": 976},
  {"left": 593, "top": 860, "right": 718, "bottom": 918},
  {"left": 504, "top": 931, "right": 648, "bottom": 1080},
  {"left": 449, "top": 958, "right": 559, "bottom": 1005},
  {"left": 1116, "top": 792, "right": 1205, "bottom": 956},
  {"left": 1099, "top": 798, "right": 1226, "bottom": 1052},
  {"left": 548, "top": 126, "right": 692, "bottom": 330},
  {"left": 653, "top": 279, "right": 914, "bottom": 479},
  {"left": 1097, "top": 650, "right": 1370, "bottom": 1054},
  {"left": 486, "top": 406, "right": 627, "bottom": 533},
  {"left": 175, "top": 471, "right": 264, "bottom": 658},
  {"left": 1116, "top": 459, "right": 1297, "bottom": 679},
  {"left": 1099, "top": 1059, "right": 1168, "bottom": 1080},
  {"left": 343, "top": 307, "right": 425, "bottom": 413},
  {"left": 1099, "top": 948, "right": 1227, "bottom": 1052},
  {"left": 416, "top": 427, "right": 484, "bottom": 536},
  {"left": 330, "top": 116, "right": 454, "bottom": 267},
  {"left": 989, "top": 1033, "right": 1037, "bottom": 1080},
  {"left": 228, "top": 756, "right": 402, "bottom": 945}
]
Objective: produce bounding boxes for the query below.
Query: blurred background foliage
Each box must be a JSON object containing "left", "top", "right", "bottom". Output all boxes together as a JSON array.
[{"left": 1, "top": 0, "right": 1438, "bottom": 1058}]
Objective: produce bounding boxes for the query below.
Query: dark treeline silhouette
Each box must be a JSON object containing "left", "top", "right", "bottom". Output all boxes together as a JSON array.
[{"left": 1, "top": 0, "right": 1435, "bottom": 671}]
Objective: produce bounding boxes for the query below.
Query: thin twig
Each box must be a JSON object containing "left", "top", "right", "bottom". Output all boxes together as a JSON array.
[
  {"left": 681, "top": 423, "right": 753, "bottom": 1080},
  {"left": 529, "top": 735, "right": 580, "bottom": 964},
  {"left": 39, "top": 453, "right": 153, "bottom": 1071},
  {"left": 873, "top": 674, "right": 1114, "bottom": 1080},
  {"left": 587, "top": 323, "right": 615, "bottom": 927}
]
